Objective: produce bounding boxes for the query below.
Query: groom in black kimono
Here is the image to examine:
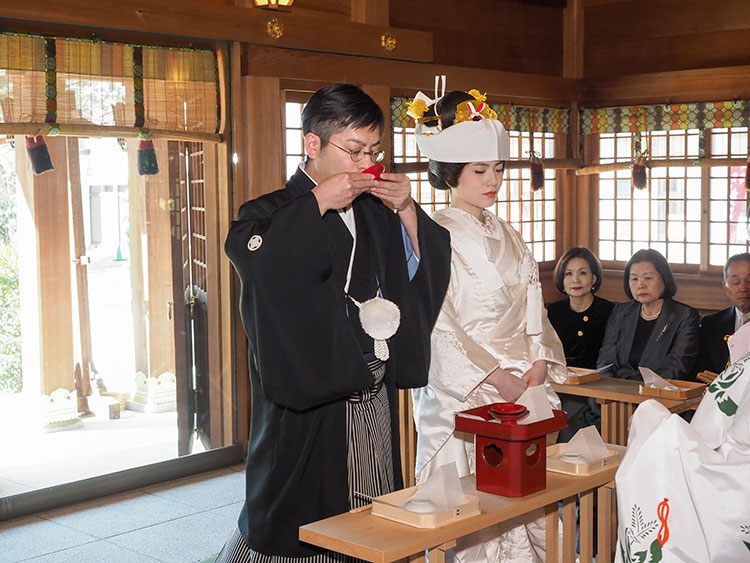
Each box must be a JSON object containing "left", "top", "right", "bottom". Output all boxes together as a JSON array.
[{"left": 221, "top": 84, "right": 451, "bottom": 561}]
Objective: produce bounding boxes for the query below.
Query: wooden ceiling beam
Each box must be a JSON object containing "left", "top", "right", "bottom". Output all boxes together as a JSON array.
[
  {"left": 244, "top": 46, "right": 578, "bottom": 107},
  {"left": 1, "top": 0, "right": 432, "bottom": 62},
  {"left": 580, "top": 65, "right": 750, "bottom": 106}
]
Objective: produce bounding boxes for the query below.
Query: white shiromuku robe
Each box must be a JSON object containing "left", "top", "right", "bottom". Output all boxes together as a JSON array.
[
  {"left": 614, "top": 354, "right": 750, "bottom": 563},
  {"left": 412, "top": 207, "right": 566, "bottom": 563}
]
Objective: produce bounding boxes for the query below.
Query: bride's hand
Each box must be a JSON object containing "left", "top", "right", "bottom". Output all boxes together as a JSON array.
[
  {"left": 485, "top": 366, "right": 528, "bottom": 403},
  {"left": 522, "top": 360, "right": 548, "bottom": 387}
]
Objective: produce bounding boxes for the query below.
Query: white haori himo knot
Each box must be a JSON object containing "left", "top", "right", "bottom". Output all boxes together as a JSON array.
[
  {"left": 526, "top": 282, "right": 543, "bottom": 336},
  {"left": 349, "top": 295, "right": 401, "bottom": 361},
  {"left": 519, "top": 251, "right": 543, "bottom": 335}
]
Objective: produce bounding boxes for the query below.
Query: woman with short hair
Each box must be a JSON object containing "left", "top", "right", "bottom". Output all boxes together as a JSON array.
[
  {"left": 548, "top": 247, "right": 614, "bottom": 440},
  {"left": 597, "top": 248, "right": 699, "bottom": 381},
  {"left": 548, "top": 247, "right": 614, "bottom": 369}
]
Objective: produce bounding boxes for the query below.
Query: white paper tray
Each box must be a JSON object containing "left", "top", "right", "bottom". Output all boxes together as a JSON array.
[
  {"left": 371, "top": 485, "right": 480, "bottom": 528},
  {"left": 546, "top": 443, "right": 622, "bottom": 476}
]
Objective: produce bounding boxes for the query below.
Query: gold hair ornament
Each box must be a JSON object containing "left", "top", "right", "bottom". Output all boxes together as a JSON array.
[
  {"left": 467, "top": 89, "right": 487, "bottom": 103},
  {"left": 406, "top": 98, "right": 429, "bottom": 120},
  {"left": 453, "top": 99, "right": 497, "bottom": 124}
]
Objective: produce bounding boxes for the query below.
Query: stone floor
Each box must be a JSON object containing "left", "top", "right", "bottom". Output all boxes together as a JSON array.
[
  {"left": 0, "top": 399, "right": 193, "bottom": 497},
  {"left": 0, "top": 464, "right": 245, "bottom": 562}
]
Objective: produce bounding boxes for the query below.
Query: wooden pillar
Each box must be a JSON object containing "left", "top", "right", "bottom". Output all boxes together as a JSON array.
[
  {"left": 15, "top": 136, "right": 74, "bottom": 396},
  {"left": 351, "top": 1, "right": 392, "bottom": 159},
  {"left": 351, "top": 0, "right": 389, "bottom": 26},
  {"left": 359, "top": 85, "right": 392, "bottom": 163},
  {"left": 563, "top": 0, "right": 584, "bottom": 81},
  {"left": 127, "top": 140, "right": 176, "bottom": 378},
  {"left": 129, "top": 141, "right": 148, "bottom": 375},
  {"left": 562, "top": 0, "right": 585, "bottom": 251},
  {"left": 231, "top": 41, "right": 251, "bottom": 454},
  {"left": 204, "top": 142, "right": 228, "bottom": 448},
  {"left": 67, "top": 137, "right": 93, "bottom": 411},
  {"left": 243, "top": 72, "right": 284, "bottom": 200}
]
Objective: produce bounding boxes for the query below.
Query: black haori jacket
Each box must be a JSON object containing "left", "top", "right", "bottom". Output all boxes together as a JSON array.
[{"left": 224, "top": 168, "right": 451, "bottom": 557}]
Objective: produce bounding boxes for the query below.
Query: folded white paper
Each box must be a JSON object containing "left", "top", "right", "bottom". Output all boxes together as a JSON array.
[
  {"left": 566, "top": 364, "right": 615, "bottom": 378},
  {"left": 639, "top": 366, "right": 679, "bottom": 391},
  {"left": 455, "top": 412, "right": 485, "bottom": 422},
  {"left": 559, "top": 425, "right": 610, "bottom": 463},
  {"left": 728, "top": 320, "right": 750, "bottom": 365},
  {"left": 515, "top": 384, "right": 554, "bottom": 424},
  {"left": 405, "top": 462, "right": 465, "bottom": 512}
]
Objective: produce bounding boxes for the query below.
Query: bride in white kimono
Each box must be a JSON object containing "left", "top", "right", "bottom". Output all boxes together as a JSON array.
[{"left": 409, "top": 89, "right": 567, "bottom": 563}]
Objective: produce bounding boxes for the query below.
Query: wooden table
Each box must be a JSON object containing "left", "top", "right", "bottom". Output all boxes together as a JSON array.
[
  {"left": 300, "top": 449, "right": 625, "bottom": 563},
  {"left": 552, "top": 378, "right": 703, "bottom": 446}
]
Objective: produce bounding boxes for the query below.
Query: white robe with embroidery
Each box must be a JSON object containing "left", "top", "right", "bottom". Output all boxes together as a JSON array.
[
  {"left": 614, "top": 355, "right": 750, "bottom": 563},
  {"left": 412, "top": 208, "right": 565, "bottom": 563}
]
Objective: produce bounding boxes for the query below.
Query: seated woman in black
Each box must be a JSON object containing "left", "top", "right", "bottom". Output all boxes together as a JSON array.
[
  {"left": 548, "top": 247, "right": 614, "bottom": 369},
  {"left": 548, "top": 247, "right": 614, "bottom": 440},
  {"left": 597, "top": 248, "right": 699, "bottom": 381}
]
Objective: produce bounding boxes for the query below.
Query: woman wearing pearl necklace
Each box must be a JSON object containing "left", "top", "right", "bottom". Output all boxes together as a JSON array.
[{"left": 596, "top": 248, "right": 700, "bottom": 381}]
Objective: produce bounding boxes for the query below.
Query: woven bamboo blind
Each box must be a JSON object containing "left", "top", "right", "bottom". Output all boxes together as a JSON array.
[{"left": 0, "top": 33, "right": 222, "bottom": 141}]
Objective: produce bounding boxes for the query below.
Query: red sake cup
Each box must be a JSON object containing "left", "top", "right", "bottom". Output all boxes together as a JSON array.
[
  {"left": 363, "top": 164, "right": 384, "bottom": 180},
  {"left": 487, "top": 402, "right": 529, "bottom": 424}
]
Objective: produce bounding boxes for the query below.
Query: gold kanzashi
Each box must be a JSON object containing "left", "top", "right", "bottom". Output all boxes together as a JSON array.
[
  {"left": 406, "top": 98, "right": 429, "bottom": 119},
  {"left": 468, "top": 89, "right": 487, "bottom": 102}
]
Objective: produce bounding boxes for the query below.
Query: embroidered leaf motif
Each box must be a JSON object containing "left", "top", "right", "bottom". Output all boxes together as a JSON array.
[
  {"left": 649, "top": 538, "right": 664, "bottom": 563},
  {"left": 709, "top": 362, "right": 744, "bottom": 394},
  {"left": 741, "top": 524, "right": 750, "bottom": 534},
  {"left": 744, "top": 541, "right": 750, "bottom": 553},
  {"left": 718, "top": 396, "right": 739, "bottom": 416},
  {"left": 630, "top": 505, "right": 658, "bottom": 541}
]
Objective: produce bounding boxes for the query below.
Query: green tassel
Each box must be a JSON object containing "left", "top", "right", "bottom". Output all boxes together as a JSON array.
[
  {"left": 137, "top": 139, "right": 159, "bottom": 175},
  {"left": 25, "top": 136, "right": 55, "bottom": 175}
]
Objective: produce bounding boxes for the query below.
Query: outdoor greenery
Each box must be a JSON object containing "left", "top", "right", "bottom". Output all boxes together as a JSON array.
[{"left": 0, "top": 143, "right": 21, "bottom": 393}]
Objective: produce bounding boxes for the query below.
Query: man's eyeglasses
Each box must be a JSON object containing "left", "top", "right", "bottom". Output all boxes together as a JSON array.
[{"left": 328, "top": 141, "right": 385, "bottom": 164}]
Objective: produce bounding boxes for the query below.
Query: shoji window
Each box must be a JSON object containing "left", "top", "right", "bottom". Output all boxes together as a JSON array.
[{"left": 598, "top": 129, "right": 702, "bottom": 264}]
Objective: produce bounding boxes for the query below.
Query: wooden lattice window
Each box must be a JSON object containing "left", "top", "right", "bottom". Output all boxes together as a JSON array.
[
  {"left": 598, "top": 129, "right": 702, "bottom": 264},
  {"left": 707, "top": 127, "right": 750, "bottom": 266},
  {"left": 284, "top": 101, "right": 306, "bottom": 180},
  {"left": 503, "top": 132, "right": 556, "bottom": 263}
]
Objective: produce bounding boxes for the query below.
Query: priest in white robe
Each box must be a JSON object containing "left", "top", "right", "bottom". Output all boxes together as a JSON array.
[{"left": 614, "top": 353, "right": 750, "bottom": 562}]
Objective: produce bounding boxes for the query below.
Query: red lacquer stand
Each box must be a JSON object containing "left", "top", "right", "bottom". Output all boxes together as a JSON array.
[{"left": 454, "top": 405, "right": 568, "bottom": 497}]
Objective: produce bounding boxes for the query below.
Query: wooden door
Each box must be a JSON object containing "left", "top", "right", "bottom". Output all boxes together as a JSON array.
[{"left": 172, "top": 141, "right": 211, "bottom": 455}]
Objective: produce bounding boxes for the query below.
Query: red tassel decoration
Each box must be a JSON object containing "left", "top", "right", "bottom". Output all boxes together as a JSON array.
[
  {"left": 25, "top": 135, "right": 55, "bottom": 175},
  {"left": 633, "top": 151, "right": 648, "bottom": 190},
  {"left": 137, "top": 139, "right": 159, "bottom": 175},
  {"left": 744, "top": 155, "right": 750, "bottom": 192},
  {"left": 529, "top": 152, "right": 545, "bottom": 191}
]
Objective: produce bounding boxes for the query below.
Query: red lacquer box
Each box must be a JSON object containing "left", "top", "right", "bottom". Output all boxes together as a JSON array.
[{"left": 454, "top": 404, "right": 568, "bottom": 497}]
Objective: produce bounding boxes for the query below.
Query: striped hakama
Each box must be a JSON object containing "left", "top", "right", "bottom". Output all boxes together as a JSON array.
[{"left": 216, "top": 356, "right": 393, "bottom": 563}]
